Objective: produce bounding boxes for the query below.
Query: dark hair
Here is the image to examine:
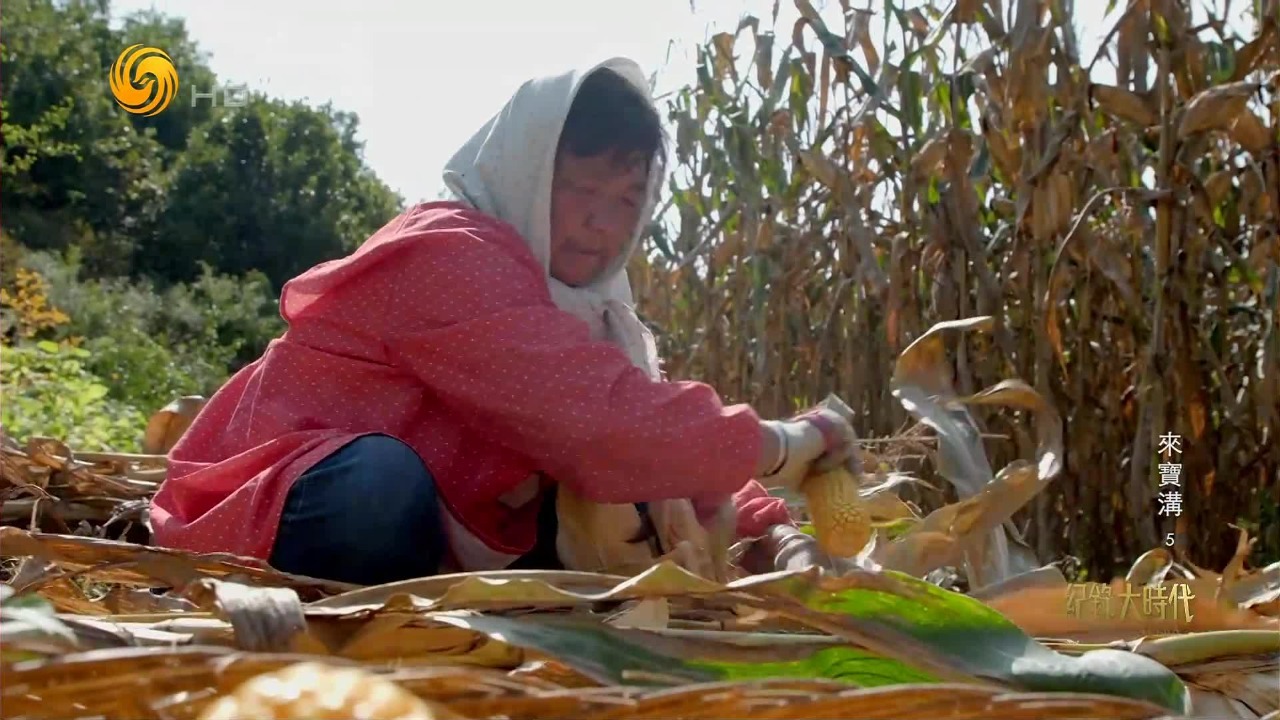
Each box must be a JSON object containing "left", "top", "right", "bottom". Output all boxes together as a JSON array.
[{"left": 558, "top": 67, "right": 667, "bottom": 172}]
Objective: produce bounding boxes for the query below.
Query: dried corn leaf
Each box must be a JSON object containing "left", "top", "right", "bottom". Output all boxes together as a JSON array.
[
  {"left": 141, "top": 396, "right": 207, "bottom": 456},
  {"left": 1126, "top": 549, "right": 1176, "bottom": 585},
  {"left": 1228, "top": 110, "right": 1274, "bottom": 154},
  {"left": 0, "top": 528, "right": 355, "bottom": 599},
  {"left": 1091, "top": 84, "right": 1158, "bottom": 126},
  {"left": 888, "top": 317, "right": 1062, "bottom": 586},
  {"left": 980, "top": 573, "right": 1280, "bottom": 643},
  {"left": 1184, "top": 669, "right": 1280, "bottom": 718},
  {"left": 1230, "top": 561, "right": 1280, "bottom": 610},
  {"left": 871, "top": 424, "right": 1056, "bottom": 588},
  {"left": 911, "top": 135, "right": 949, "bottom": 178},
  {"left": 1132, "top": 630, "right": 1280, "bottom": 668},
  {"left": 861, "top": 489, "right": 920, "bottom": 523},
  {"left": 1177, "top": 82, "right": 1260, "bottom": 139},
  {"left": 11, "top": 551, "right": 1198, "bottom": 716},
  {"left": 4, "top": 435, "right": 157, "bottom": 500},
  {"left": 797, "top": 147, "right": 841, "bottom": 189}
]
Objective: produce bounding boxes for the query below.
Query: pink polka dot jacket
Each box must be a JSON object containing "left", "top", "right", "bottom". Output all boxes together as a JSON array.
[{"left": 148, "top": 202, "right": 793, "bottom": 570}]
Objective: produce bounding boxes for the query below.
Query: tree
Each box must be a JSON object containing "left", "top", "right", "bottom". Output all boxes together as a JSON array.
[
  {"left": 143, "top": 95, "right": 403, "bottom": 288},
  {"left": 1, "top": 0, "right": 403, "bottom": 289},
  {"left": 1, "top": 0, "right": 169, "bottom": 276}
]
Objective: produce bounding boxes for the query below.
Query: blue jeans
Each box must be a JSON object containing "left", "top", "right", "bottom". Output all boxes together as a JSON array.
[{"left": 268, "top": 434, "right": 561, "bottom": 585}]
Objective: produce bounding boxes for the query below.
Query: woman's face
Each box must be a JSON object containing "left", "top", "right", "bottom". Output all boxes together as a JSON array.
[{"left": 549, "top": 149, "right": 648, "bottom": 287}]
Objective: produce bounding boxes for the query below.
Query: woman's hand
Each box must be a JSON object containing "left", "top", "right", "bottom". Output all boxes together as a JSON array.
[{"left": 754, "top": 407, "right": 860, "bottom": 490}]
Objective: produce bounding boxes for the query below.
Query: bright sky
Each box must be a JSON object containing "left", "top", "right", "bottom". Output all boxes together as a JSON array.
[
  {"left": 106, "top": 0, "right": 779, "bottom": 204},
  {"left": 101, "top": 0, "right": 1178, "bottom": 205}
]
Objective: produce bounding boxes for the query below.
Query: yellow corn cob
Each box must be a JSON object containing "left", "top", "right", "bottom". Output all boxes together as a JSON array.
[
  {"left": 800, "top": 466, "right": 871, "bottom": 558},
  {"left": 197, "top": 662, "right": 460, "bottom": 720}
]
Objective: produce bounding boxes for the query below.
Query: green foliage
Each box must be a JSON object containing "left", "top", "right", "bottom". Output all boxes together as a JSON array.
[
  {"left": 0, "top": 341, "right": 147, "bottom": 452},
  {"left": 0, "top": 100, "right": 80, "bottom": 187},
  {"left": 0, "top": 0, "right": 403, "bottom": 444},
  {"left": 436, "top": 568, "right": 1189, "bottom": 714},
  {"left": 0, "top": 0, "right": 170, "bottom": 277},
  {"left": 1237, "top": 489, "right": 1280, "bottom": 569},
  {"left": 144, "top": 96, "right": 403, "bottom": 287},
  {"left": 15, "top": 249, "right": 284, "bottom": 414}
]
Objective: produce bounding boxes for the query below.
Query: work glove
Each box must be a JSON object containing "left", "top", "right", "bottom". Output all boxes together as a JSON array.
[{"left": 757, "top": 402, "right": 859, "bottom": 491}]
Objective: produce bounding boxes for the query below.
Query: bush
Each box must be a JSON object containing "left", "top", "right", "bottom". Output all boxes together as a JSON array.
[
  {"left": 1, "top": 248, "right": 286, "bottom": 450},
  {"left": 9, "top": 249, "right": 284, "bottom": 414},
  {"left": 77, "top": 327, "right": 214, "bottom": 417},
  {"left": 0, "top": 341, "right": 147, "bottom": 452}
]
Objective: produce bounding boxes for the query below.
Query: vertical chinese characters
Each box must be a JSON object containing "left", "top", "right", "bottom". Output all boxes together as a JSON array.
[{"left": 1157, "top": 432, "right": 1182, "bottom": 540}]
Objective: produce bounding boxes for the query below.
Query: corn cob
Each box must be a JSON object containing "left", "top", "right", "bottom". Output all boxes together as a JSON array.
[
  {"left": 800, "top": 466, "right": 871, "bottom": 558},
  {"left": 197, "top": 662, "right": 459, "bottom": 720}
]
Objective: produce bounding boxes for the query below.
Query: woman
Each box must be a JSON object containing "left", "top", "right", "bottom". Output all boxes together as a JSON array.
[{"left": 149, "top": 57, "right": 860, "bottom": 585}]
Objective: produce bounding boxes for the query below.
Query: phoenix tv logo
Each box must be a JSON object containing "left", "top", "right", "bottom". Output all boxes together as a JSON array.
[
  {"left": 109, "top": 44, "right": 247, "bottom": 116},
  {"left": 109, "top": 45, "right": 179, "bottom": 116}
]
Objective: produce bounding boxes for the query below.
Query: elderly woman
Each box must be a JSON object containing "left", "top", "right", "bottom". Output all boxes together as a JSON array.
[{"left": 149, "top": 57, "right": 859, "bottom": 585}]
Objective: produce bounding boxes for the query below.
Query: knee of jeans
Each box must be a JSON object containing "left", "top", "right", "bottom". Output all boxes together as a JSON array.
[{"left": 342, "top": 434, "right": 439, "bottom": 520}]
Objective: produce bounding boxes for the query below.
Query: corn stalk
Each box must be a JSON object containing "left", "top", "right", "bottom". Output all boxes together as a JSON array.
[{"left": 632, "top": 0, "right": 1280, "bottom": 580}]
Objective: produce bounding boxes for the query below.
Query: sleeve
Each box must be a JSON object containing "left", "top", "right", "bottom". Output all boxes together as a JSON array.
[
  {"left": 371, "top": 217, "right": 764, "bottom": 505},
  {"left": 728, "top": 480, "right": 795, "bottom": 539}
]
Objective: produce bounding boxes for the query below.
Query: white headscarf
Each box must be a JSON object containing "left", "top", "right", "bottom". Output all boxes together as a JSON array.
[{"left": 441, "top": 57, "right": 664, "bottom": 380}]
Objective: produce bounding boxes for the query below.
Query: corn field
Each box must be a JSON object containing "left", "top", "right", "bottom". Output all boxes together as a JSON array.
[
  {"left": 2, "top": 420, "right": 1278, "bottom": 719},
  {"left": 3, "top": 2, "right": 1280, "bottom": 718},
  {"left": 630, "top": 0, "right": 1280, "bottom": 580}
]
